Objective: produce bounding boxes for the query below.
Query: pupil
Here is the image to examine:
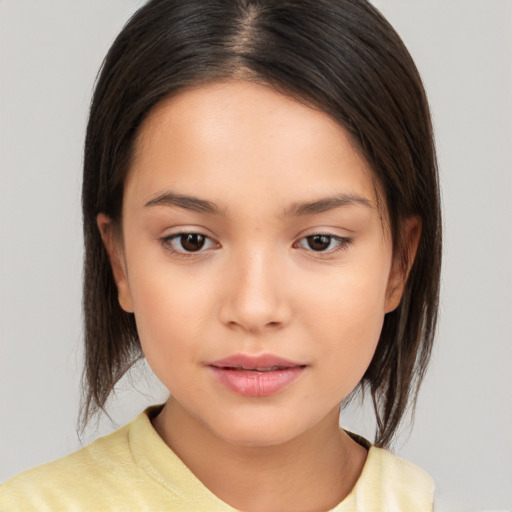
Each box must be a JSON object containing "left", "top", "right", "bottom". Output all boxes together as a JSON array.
[
  {"left": 181, "top": 233, "right": 205, "bottom": 252},
  {"left": 308, "top": 235, "right": 331, "bottom": 251}
]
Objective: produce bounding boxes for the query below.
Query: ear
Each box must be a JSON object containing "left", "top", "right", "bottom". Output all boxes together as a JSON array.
[
  {"left": 97, "top": 213, "right": 134, "bottom": 313},
  {"left": 384, "top": 217, "right": 422, "bottom": 313}
]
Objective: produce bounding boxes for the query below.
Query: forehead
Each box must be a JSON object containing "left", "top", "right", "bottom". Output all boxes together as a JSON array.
[{"left": 127, "top": 80, "right": 382, "bottom": 217}]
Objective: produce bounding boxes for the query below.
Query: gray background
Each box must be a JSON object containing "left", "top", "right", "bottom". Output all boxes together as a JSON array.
[{"left": 1, "top": 1, "right": 511, "bottom": 510}]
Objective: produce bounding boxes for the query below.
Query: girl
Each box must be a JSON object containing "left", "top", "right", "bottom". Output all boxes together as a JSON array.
[{"left": 1, "top": 0, "right": 441, "bottom": 510}]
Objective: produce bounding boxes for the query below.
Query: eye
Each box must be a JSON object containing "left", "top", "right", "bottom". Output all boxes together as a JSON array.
[
  {"left": 163, "top": 232, "right": 217, "bottom": 254},
  {"left": 296, "top": 234, "right": 351, "bottom": 253}
]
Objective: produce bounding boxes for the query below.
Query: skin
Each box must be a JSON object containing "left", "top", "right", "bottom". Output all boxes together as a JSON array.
[{"left": 98, "top": 81, "right": 419, "bottom": 512}]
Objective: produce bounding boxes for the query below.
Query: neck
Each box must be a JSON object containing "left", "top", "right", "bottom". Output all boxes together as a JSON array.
[{"left": 152, "top": 399, "right": 367, "bottom": 512}]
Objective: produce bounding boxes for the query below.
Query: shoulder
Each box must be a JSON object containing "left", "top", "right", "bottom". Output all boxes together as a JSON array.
[
  {"left": 0, "top": 422, "right": 138, "bottom": 511},
  {"left": 0, "top": 407, "right": 230, "bottom": 512},
  {"left": 349, "top": 445, "right": 434, "bottom": 512}
]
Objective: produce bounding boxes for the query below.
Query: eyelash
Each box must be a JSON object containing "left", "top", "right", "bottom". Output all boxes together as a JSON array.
[
  {"left": 293, "top": 233, "right": 352, "bottom": 254},
  {"left": 161, "top": 232, "right": 352, "bottom": 257},
  {"left": 162, "top": 233, "right": 218, "bottom": 256}
]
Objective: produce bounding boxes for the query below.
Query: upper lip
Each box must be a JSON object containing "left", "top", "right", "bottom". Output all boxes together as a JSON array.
[{"left": 208, "top": 354, "right": 305, "bottom": 371}]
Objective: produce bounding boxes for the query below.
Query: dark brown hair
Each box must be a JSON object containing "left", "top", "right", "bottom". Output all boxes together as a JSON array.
[{"left": 81, "top": 0, "right": 441, "bottom": 447}]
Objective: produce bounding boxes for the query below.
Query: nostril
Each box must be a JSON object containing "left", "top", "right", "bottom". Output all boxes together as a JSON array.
[{"left": 218, "top": 279, "right": 291, "bottom": 332}]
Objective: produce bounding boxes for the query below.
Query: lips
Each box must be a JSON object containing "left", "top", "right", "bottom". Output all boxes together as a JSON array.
[{"left": 208, "top": 354, "right": 306, "bottom": 397}]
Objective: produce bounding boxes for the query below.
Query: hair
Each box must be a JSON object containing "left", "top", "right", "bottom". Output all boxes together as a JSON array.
[{"left": 81, "top": 0, "right": 441, "bottom": 447}]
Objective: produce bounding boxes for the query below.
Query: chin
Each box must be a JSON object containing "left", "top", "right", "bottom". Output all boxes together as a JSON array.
[
  {"left": 220, "top": 429, "right": 299, "bottom": 448},
  {"left": 208, "top": 412, "right": 318, "bottom": 449}
]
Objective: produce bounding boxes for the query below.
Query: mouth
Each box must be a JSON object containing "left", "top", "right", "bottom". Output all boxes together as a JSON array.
[
  {"left": 217, "top": 365, "right": 293, "bottom": 372},
  {"left": 208, "top": 354, "right": 307, "bottom": 397}
]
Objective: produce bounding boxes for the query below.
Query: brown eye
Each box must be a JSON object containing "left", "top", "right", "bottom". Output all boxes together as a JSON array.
[
  {"left": 296, "top": 234, "right": 352, "bottom": 254},
  {"left": 164, "top": 232, "right": 216, "bottom": 254},
  {"left": 306, "top": 235, "right": 332, "bottom": 251},
  {"left": 179, "top": 233, "right": 206, "bottom": 252}
]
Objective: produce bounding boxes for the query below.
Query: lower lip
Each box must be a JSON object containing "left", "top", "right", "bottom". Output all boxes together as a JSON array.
[{"left": 209, "top": 366, "right": 305, "bottom": 397}]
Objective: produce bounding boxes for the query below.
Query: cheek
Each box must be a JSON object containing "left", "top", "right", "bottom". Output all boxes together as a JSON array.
[
  {"left": 129, "top": 271, "right": 207, "bottom": 395},
  {"left": 299, "top": 259, "right": 389, "bottom": 331},
  {"left": 125, "top": 254, "right": 210, "bottom": 353},
  {"left": 298, "top": 260, "right": 390, "bottom": 382}
]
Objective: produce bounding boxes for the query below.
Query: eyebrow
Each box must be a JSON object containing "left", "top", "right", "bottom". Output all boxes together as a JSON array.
[
  {"left": 144, "top": 190, "right": 372, "bottom": 216},
  {"left": 144, "top": 191, "right": 226, "bottom": 215},
  {"left": 284, "top": 194, "right": 373, "bottom": 216}
]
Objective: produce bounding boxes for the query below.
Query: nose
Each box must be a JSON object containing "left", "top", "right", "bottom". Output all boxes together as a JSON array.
[{"left": 218, "top": 249, "right": 292, "bottom": 334}]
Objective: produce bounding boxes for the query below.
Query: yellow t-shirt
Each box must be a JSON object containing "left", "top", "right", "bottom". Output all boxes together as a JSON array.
[{"left": 0, "top": 407, "right": 434, "bottom": 511}]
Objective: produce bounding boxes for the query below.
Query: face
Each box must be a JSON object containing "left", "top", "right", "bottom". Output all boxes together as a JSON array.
[{"left": 100, "top": 81, "right": 411, "bottom": 447}]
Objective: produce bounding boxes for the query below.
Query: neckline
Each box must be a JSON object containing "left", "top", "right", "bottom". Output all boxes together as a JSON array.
[{"left": 130, "top": 405, "right": 379, "bottom": 511}]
